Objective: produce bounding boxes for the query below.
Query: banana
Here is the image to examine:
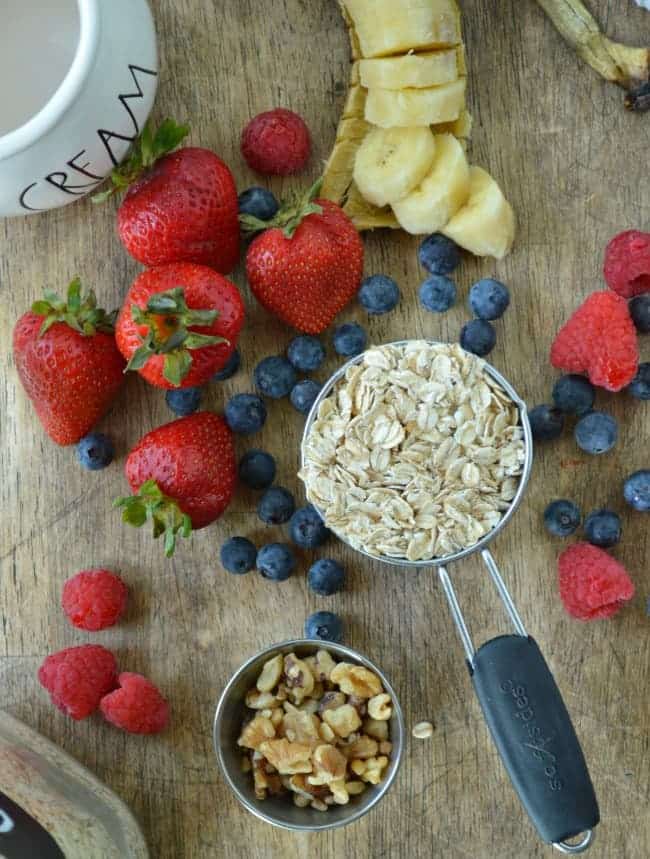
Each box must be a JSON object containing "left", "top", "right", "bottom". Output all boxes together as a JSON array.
[
  {"left": 365, "top": 78, "right": 466, "bottom": 127},
  {"left": 342, "top": 0, "right": 461, "bottom": 59},
  {"left": 442, "top": 167, "right": 516, "bottom": 259},
  {"left": 434, "top": 108, "right": 472, "bottom": 141},
  {"left": 359, "top": 47, "right": 463, "bottom": 90},
  {"left": 392, "top": 133, "right": 470, "bottom": 234},
  {"left": 353, "top": 126, "right": 437, "bottom": 207}
]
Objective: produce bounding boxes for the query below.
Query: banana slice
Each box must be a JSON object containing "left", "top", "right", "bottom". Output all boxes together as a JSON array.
[
  {"left": 392, "top": 133, "right": 470, "bottom": 234},
  {"left": 353, "top": 126, "right": 437, "bottom": 208},
  {"left": 365, "top": 78, "right": 466, "bottom": 127},
  {"left": 433, "top": 108, "right": 472, "bottom": 141},
  {"left": 442, "top": 166, "right": 516, "bottom": 259},
  {"left": 343, "top": 0, "right": 461, "bottom": 58},
  {"left": 359, "top": 48, "right": 462, "bottom": 90}
]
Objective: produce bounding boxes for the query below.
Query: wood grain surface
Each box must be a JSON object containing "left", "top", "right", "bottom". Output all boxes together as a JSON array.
[{"left": 1, "top": 1, "right": 649, "bottom": 857}]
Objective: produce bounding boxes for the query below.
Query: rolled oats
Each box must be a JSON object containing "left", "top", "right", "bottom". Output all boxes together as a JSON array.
[
  {"left": 236, "top": 650, "right": 394, "bottom": 807},
  {"left": 299, "top": 342, "right": 525, "bottom": 561}
]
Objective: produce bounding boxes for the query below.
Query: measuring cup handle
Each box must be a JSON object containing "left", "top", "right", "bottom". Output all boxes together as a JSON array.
[{"left": 470, "top": 634, "right": 600, "bottom": 850}]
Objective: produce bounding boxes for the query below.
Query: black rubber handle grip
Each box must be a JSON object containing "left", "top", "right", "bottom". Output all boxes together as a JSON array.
[{"left": 471, "top": 634, "right": 599, "bottom": 845}]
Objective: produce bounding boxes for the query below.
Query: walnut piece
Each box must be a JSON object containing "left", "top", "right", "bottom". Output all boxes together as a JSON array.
[
  {"left": 363, "top": 718, "right": 389, "bottom": 741},
  {"left": 258, "top": 739, "right": 313, "bottom": 775},
  {"left": 238, "top": 715, "right": 275, "bottom": 750},
  {"left": 245, "top": 690, "right": 278, "bottom": 710},
  {"left": 284, "top": 654, "right": 315, "bottom": 702},
  {"left": 256, "top": 654, "right": 284, "bottom": 693},
  {"left": 322, "top": 704, "right": 362, "bottom": 738},
  {"left": 362, "top": 755, "right": 389, "bottom": 785},
  {"left": 367, "top": 693, "right": 392, "bottom": 720},
  {"left": 344, "top": 735, "right": 379, "bottom": 759},
  {"left": 318, "top": 691, "right": 346, "bottom": 715},
  {"left": 307, "top": 744, "right": 348, "bottom": 785},
  {"left": 330, "top": 663, "right": 383, "bottom": 698},
  {"left": 281, "top": 706, "right": 321, "bottom": 746}
]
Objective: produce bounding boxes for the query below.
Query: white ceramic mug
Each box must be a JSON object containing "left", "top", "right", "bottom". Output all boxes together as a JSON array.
[{"left": 0, "top": 0, "right": 158, "bottom": 217}]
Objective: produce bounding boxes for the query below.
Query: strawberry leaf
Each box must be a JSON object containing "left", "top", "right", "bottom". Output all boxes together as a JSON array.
[
  {"left": 32, "top": 278, "right": 117, "bottom": 337},
  {"left": 163, "top": 351, "right": 193, "bottom": 387},
  {"left": 239, "top": 176, "right": 324, "bottom": 240},
  {"left": 114, "top": 479, "right": 192, "bottom": 557}
]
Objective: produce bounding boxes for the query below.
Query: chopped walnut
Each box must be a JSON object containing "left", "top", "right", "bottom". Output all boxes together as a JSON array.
[
  {"left": 318, "top": 691, "right": 346, "bottom": 715},
  {"left": 347, "top": 694, "right": 368, "bottom": 716},
  {"left": 330, "top": 778, "right": 349, "bottom": 805},
  {"left": 307, "top": 744, "right": 348, "bottom": 785},
  {"left": 245, "top": 689, "right": 278, "bottom": 710},
  {"left": 281, "top": 706, "right": 321, "bottom": 746},
  {"left": 361, "top": 756, "right": 389, "bottom": 785},
  {"left": 293, "top": 793, "right": 311, "bottom": 808},
  {"left": 319, "top": 722, "right": 335, "bottom": 743},
  {"left": 310, "top": 798, "right": 328, "bottom": 812},
  {"left": 330, "top": 663, "right": 382, "bottom": 698},
  {"left": 253, "top": 765, "right": 269, "bottom": 799},
  {"left": 237, "top": 715, "right": 275, "bottom": 750},
  {"left": 256, "top": 654, "right": 284, "bottom": 693},
  {"left": 367, "top": 693, "right": 392, "bottom": 720},
  {"left": 313, "top": 649, "right": 337, "bottom": 681},
  {"left": 350, "top": 758, "right": 367, "bottom": 777},
  {"left": 344, "top": 735, "right": 379, "bottom": 759},
  {"left": 322, "top": 704, "right": 362, "bottom": 738},
  {"left": 363, "top": 718, "right": 389, "bottom": 741},
  {"left": 346, "top": 780, "right": 366, "bottom": 796},
  {"left": 284, "top": 654, "right": 315, "bottom": 702},
  {"left": 299, "top": 698, "right": 320, "bottom": 716},
  {"left": 276, "top": 683, "right": 289, "bottom": 701},
  {"left": 258, "top": 739, "right": 313, "bottom": 775},
  {"left": 379, "top": 741, "right": 392, "bottom": 756},
  {"left": 270, "top": 709, "right": 284, "bottom": 728}
]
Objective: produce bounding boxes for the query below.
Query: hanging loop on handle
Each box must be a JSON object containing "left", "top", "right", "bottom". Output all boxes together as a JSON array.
[{"left": 438, "top": 551, "right": 599, "bottom": 851}]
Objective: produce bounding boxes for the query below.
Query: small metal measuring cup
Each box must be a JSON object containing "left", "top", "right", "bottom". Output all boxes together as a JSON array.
[{"left": 301, "top": 341, "right": 600, "bottom": 854}]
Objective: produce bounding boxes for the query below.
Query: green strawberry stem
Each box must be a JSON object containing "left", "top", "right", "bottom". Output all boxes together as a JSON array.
[
  {"left": 92, "top": 118, "right": 190, "bottom": 203},
  {"left": 126, "top": 287, "right": 226, "bottom": 387},
  {"left": 31, "top": 277, "right": 117, "bottom": 337},
  {"left": 114, "top": 479, "right": 192, "bottom": 557},
  {"left": 239, "top": 177, "right": 324, "bottom": 240}
]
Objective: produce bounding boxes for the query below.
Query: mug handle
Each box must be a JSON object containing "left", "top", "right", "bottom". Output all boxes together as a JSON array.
[{"left": 438, "top": 551, "right": 600, "bottom": 853}]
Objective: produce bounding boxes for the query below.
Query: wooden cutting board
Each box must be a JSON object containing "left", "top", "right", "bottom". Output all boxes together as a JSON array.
[{"left": 1, "top": 1, "right": 649, "bottom": 857}]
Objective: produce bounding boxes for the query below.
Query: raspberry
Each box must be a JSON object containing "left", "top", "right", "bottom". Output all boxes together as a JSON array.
[
  {"left": 241, "top": 108, "right": 311, "bottom": 176},
  {"left": 100, "top": 672, "right": 169, "bottom": 734},
  {"left": 558, "top": 543, "right": 634, "bottom": 621},
  {"left": 62, "top": 568, "right": 128, "bottom": 631},
  {"left": 604, "top": 230, "right": 650, "bottom": 298},
  {"left": 550, "top": 290, "right": 639, "bottom": 391},
  {"left": 38, "top": 645, "right": 117, "bottom": 719}
]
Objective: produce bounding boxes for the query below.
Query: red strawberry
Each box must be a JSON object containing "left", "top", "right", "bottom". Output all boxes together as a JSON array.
[
  {"left": 94, "top": 120, "right": 239, "bottom": 274},
  {"left": 550, "top": 290, "right": 639, "bottom": 392},
  {"left": 13, "top": 279, "right": 125, "bottom": 445},
  {"left": 115, "top": 263, "right": 245, "bottom": 388},
  {"left": 115, "top": 412, "right": 236, "bottom": 555},
  {"left": 244, "top": 181, "right": 364, "bottom": 334}
]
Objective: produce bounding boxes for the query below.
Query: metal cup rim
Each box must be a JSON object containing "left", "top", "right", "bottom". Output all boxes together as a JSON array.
[
  {"left": 213, "top": 638, "right": 405, "bottom": 831},
  {"left": 300, "top": 340, "right": 534, "bottom": 568}
]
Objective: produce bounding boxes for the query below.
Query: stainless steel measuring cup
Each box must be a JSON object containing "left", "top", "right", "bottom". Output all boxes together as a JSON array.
[{"left": 300, "top": 341, "right": 600, "bottom": 854}]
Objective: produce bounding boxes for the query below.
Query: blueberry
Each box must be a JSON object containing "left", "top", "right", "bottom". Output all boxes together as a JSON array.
[
  {"left": 460, "top": 319, "right": 496, "bottom": 357},
  {"left": 290, "top": 380, "right": 322, "bottom": 415},
  {"left": 76, "top": 433, "right": 114, "bottom": 470},
  {"left": 574, "top": 411, "right": 618, "bottom": 455},
  {"left": 225, "top": 393, "right": 267, "bottom": 434},
  {"left": 629, "top": 295, "right": 650, "bottom": 334},
  {"left": 543, "top": 499, "right": 581, "bottom": 537},
  {"left": 419, "top": 275, "right": 457, "bottom": 313},
  {"left": 308, "top": 559, "right": 345, "bottom": 596},
  {"left": 257, "top": 486, "right": 295, "bottom": 524},
  {"left": 238, "top": 186, "right": 279, "bottom": 221},
  {"left": 304, "top": 610, "right": 343, "bottom": 642},
  {"left": 418, "top": 233, "right": 460, "bottom": 275},
  {"left": 468, "top": 278, "right": 510, "bottom": 320},
  {"left": 627, "top": 362, "right": 650, "bottom": 400},
  {"left": 529, "top": 405, "right": 565, "bottom": 441},
  {"left": 287, "top": 335, "right": 325, "bottom": 372},
  {"left": 213, "top": 348, "right": 241, "bottom": 381},
  {"left": 358, "top": 275, "right": 401, "bottom": 315},
  {"left": 333, "top": 323, "right": 367, "bottom": 357},
  {"left": 624, "top": 470, "right": 650, "bottom": 512},
  {"left": 238, "top": 449, "right": 276, "bottom": 490},
  {"left": 552, "top": 374, "right": 595, "bottom": 416},
  {"left": 256, "top": 543, "right": 295, "bottom": 581},
  {"left": 289, "top": 505, "right": 330, "bottom": 549},
  {"left": 165, "top": 386, "right": 202, "bottom": 416},
  {"left": 254, "top": 356, "right": 297, "bottom": 399},
  {"left": 584, "top": 509, "right": 622, "bottom": 548},
  {"left": 220, "top": 537, "right": 257, "bottom": 574}
]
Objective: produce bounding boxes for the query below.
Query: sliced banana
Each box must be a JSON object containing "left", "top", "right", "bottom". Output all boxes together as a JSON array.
[
  {"left": 392, "top": 133, "right": 470, "bottom": 234},
  {"left": 343, "top": 0, "right": 461, "bottom": 58},
  {"left": 442, "top": 166, "right": 516, "bottom": 259},
  {"left": 433, "top": 107, "right": 472, "bottom": 141},
  {"left": 365, "top": 78, "right": 466, "bottom": 128},
  {"left": 359, "top": 48, "right": 461, "bottom": 90},
  {"left": 353, "top": 126, "right": 437, "bottom": 208}
]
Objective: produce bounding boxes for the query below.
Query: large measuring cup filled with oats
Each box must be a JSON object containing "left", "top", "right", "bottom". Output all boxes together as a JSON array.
[
  {"left": 300, "top": 340, "right": 599, "bottom": 855},
  {"left": 0, "top": 710, "right": 148, "bottom": 858}
]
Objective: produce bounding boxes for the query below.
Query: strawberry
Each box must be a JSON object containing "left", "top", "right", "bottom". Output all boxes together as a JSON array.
[
  {"left": 244, "top": 180, "right": 364, "bottom": 334},
  {"left": 94, "top": 119, "right": 240, "bottom": 274},
  {"left": 13, "top": 279, "right": 125, "bottom": 445},
  {"left": 115, "top": 263, "right": 245, "bottom": 388},
  {"left": 114, "top": 412, "right": 236, "bottom": 556}
]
